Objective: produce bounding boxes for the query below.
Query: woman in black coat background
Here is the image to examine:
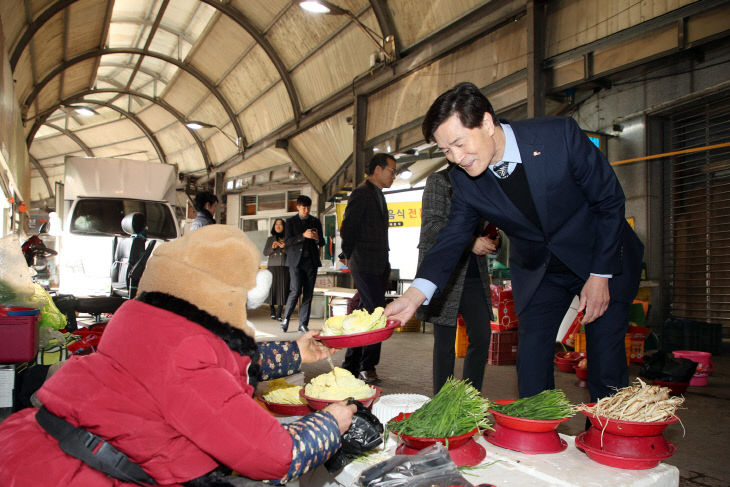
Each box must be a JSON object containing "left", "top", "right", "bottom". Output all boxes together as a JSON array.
[{"left": 263, "top": 218, "right": 290, "bottom": 320}]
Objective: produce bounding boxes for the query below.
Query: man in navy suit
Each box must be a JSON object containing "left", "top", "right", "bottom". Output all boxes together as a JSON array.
[{"left": 385, "top": 82, "right": 643, "bottom": 402}]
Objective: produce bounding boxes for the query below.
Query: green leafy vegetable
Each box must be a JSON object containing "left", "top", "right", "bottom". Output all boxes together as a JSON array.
[
  {"left": 387, "top": 378, "right": 491, "bottom": 438},
  {"left": 490, "top": 389, "right": 575, "bottom": 420}
]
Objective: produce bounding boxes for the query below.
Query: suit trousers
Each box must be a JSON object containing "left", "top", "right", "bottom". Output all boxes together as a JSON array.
[
  {"left": 283, "top": 258, "right": 318, "bottom": 327},
  {"left": 516, "top": 271, "right": 630, "bottom": 402},
  {"left": 342, "top": 269, "right": 387, "bottom": 374},
  {"left": 432, "top": 276, "right": 492, "bottom": 394}
]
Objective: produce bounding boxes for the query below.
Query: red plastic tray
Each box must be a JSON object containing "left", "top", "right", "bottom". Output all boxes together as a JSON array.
[
  {"left": 300, "top": 385, "right": 381, "bottom": 410},
  {"left": 580, "top": 404, "right": 679, "bottom": 436},
  {"left": 315, "top": 320, "right": 400, "bottom": 348},
  {"left": 581, "top": 427, "right": 674, "bottom": 457},
  {"left": 489, "top": 400, "right": 571, "bottom": 433},
  {"left": 261, "top": 398, "right": 312, "bottom": 416},
  {"left": 576, "top": 432, "right": 676, "bottom": 469}
]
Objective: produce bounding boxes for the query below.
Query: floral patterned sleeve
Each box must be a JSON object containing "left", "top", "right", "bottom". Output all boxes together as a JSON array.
[
  {"left": 266, "top": 410, "right": 342, "bottom": 484},
  {"left": 257, "top": 341, "right": 302, "bottom": 381}
]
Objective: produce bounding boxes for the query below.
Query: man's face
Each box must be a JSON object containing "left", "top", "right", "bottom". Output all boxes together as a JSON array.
[
  {"left": 204, "top": 201, "right": 217, "bottom": 215},
  {"left": 372, "top": 158, "right": 397, "bottom": 189},
  {"left": 297, "top": 204, "right": 311, "bottom": 218},
  {"left": 433, "top": 112, "right": 498, "bottom": 177}
]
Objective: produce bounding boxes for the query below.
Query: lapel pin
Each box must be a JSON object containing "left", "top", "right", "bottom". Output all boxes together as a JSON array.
[{"left": 533, "top": 151, "right": 541, "bottom": 156}]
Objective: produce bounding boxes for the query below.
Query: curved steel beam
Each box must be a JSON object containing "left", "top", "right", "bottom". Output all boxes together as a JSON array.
[
  {"left": 198, "top": 0, "right": 301, "bottom": 122},
  {"left": 68, "top": 88, "right": 212, "bottom": 169},
  {"left": 29, "top": 155, "right": 55, "bottom": 200},
  {"left": 23, "top": 48, "right": 246, "bottom": 148},
  {"left": 369, "top": 0, "right": 399, "bottom": 59},
  {"left": 45, "top": 122, "right": 95, "bottom": 156},
  {"left": 64, "top": 99, "right": 167, "bottom": 164},
  {"left": 10, "top": 0, "right": 80, "bottom": 70}
]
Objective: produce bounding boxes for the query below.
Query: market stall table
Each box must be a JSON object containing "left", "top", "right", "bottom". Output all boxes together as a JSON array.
[{"left": 299, "top": 432, "right": 679, "bottom": 487}]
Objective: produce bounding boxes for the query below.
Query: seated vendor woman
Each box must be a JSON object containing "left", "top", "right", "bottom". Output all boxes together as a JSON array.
[{"left": 0, "top": 225, "right": 356, "bottom": 486}]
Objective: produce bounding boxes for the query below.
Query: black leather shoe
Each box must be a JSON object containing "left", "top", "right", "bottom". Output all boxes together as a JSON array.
[
  {"left": 280, "top": 319, "right": 289, "bottom": 332},
  {"left": 270, "top": 314, "right": 277, "bottom": 320},
  {"left": 359, "top": 370, "right": 380, "bottom": 384},
  {"left": 298, "top": 324, "right": 309, "bottom": 333}
]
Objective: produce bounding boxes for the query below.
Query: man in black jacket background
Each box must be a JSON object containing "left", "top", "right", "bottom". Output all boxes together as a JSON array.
[
  {"left": 281, "top": 195, "right": 325, "bottom": 333},
  {"left": 339, "top": 153, "right": 396, "bottom": 383}
]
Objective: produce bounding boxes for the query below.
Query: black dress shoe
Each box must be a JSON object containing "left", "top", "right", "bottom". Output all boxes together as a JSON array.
[
  {"left": 270, "top": 314, "right": 277, "bottom": 320},
  {"left": 298, "top": 324, "right": 309, "bottom": 333},
  {"left": 359, "top": 370, "right": 380, "bottom": 384},
  {"left": 280, "top": 319, "right": 289, "bottom": 332}
]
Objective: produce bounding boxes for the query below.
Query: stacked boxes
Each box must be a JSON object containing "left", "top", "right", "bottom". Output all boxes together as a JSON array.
[{"left": 488, "top": 329, "right": 519, "bottom": 365}]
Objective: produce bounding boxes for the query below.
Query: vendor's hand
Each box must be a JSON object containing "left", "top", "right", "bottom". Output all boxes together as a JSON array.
[
  {"left": 471, "top": 235, "right": 499, "bottom": 256},
  {"left": 323, "top": 402, "right": 357, "bottom": 435},
  {"left": 578, "top": 275, "right": 610, "bottom": 324},
  {"left": 296, "top": 331, "right": 336, "bottom": 364},
  {"left": 384, "top": 287, "right": 425, "bottom": 325}
]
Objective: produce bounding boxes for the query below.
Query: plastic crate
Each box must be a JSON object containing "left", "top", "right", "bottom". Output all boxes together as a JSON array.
[
  {"left": 660, "top": 318, "right": 722, "bottom": 355},
  {"left": 572, "top": 332, "right": 631, "bottom": 365},
  {"left": 0, "top": 315, "right": 40, "bottom": 363},
  {"left": 488, "top": 329, "right": 518, "bottom": 365}
]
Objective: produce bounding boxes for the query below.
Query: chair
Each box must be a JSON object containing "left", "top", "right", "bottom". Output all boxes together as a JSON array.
[{"left": 110, "top": 213, "right": 149, "bottom": 298}]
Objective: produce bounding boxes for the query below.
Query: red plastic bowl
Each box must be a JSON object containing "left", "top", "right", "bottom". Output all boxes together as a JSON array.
[
  {"left": 300, "top": 385, "right": 381, "bottom": 410},
  {"left": 581, "top": 427, "right": 674, "bottom": 457},
  {"left": 484, "top": 423, "right": 567, "bottom": 454},
  {"left": 316, "top": 320, "right": 400, "bottom": 348},
  {"left": 389, "top": 412, "right": 478, "bottom": 450},
  {"left": 576, "top": 432, "right": 676, "bottom": 469},
  {"left": 489, "top": 400, "right": 571, "bottom": 433},
  {"left": 579, "top": 403, "right": 679, "bottom": 436},
  {"left": 652, "top": 380, "right": 689, "bottom": 396},
  {"left": 261, "top": 398, "right": 313, "bottom": 416},
  {"left": 554, "top": 360, "right": 577, "bottom": 373},
  {"left": 574, "top": 365, "right": 589, "bottom": 380},
  {"left": 555, "top": 351, "right": 584, "bottom": 362}
]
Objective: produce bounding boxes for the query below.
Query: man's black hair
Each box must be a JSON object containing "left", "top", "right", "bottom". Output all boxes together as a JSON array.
[
  {"left": 296, "top": 195, "right": 312, "bottom": 207},
  {"left": 194, "top": 191, "right": 218, "bottom": 211},
  {"left": 367, "top": 153, "right": 395, "bottom": 176},
  {"left": 422, "top": 82, "right": 497, "bottom": 143}
]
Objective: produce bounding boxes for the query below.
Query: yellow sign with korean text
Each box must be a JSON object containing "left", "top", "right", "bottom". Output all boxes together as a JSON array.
[{"left": 336, "top": 201, "right": 422, "bottom": 228}]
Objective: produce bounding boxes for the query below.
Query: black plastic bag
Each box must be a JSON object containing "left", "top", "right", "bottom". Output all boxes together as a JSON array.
[
  {"left": 639, "top": 351, "right": 698, "bottom": 382},
  {"left": 325, "top": 399, "right": 384, "bottom": 472},
  {"left": 357, "top": 443, "right": 474, "bottom": 487}
]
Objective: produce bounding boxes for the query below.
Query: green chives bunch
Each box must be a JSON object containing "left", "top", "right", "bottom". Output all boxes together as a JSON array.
[
  {"left": 387, "top": 378, "right": 490, "bottom": 438},
  {"left": 490, "top": 389, "right": 575, "bottom": 420}
]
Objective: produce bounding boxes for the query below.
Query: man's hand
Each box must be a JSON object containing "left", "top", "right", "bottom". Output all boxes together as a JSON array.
[
  {"left": 303, "top": 229, "right": 317, "bottom": 239},
  {"left": 384, "top": 287, "right": 426, "bottom": 325},
  {"left": 471, "top": 235, "right": 499, "bottom": 256},
  {"left": 578, "top": 275, "right": 610, "bottom": 324},
  {"left": 296, "top": 331, "right": 336, "bottom": 364},
  {"left": 340, "top": 257, "right": 349, "bottom": 267}
]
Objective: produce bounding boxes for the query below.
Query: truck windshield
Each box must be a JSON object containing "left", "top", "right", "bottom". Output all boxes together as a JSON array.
[{"left": 70, "top": 198, "right": 177, "bottom": 240}]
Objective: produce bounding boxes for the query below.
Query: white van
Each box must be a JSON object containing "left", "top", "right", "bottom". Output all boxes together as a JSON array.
[{"left": 58, "top": 157, "right": 180, "bottom": 296}]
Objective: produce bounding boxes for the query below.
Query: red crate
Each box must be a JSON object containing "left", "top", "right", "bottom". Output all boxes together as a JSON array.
[
  {"left": 0, "top": 315, "right": 40, "bottom": 363},
  {"left": 488, "top": 329, "right": 518, "bottom": 365}
]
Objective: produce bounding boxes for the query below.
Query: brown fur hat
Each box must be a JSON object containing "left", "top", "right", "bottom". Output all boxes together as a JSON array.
[{"left": 137, "top": 225, "right": 261, "bottom": 337}]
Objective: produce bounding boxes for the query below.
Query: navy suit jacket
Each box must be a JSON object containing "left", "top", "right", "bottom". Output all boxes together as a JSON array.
[
  {"left": 417, "top": 117, "right": 644, "bottom": 314},
  {"left": 284, "top": 214, "right": 324, "bottom": 268}
]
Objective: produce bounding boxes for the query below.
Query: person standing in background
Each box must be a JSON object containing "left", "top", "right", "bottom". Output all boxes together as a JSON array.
[
  {"left": 189, "top": 191, "right": 217, "bottom": 231},
  {"left": 417, "top": 165, "right": 497, "bottom": 394},
  {"left": 264, "top": 218, "right": 290, "bottom": 321},
  {"left": 281, "top": 195, "right": 325, "bottom": 333},
  {"left": 339, "top": 153, "right": 396, "bottom": 384}
]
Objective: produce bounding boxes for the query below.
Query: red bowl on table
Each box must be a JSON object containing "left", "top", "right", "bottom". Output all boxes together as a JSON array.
[
  {"left": 579, "top": 403, "right": 679, "bottom": 436},
  {"left": 299, "top": 385, "right": 381, "bottom": 411},
  {"left": 388, "top": 412, "right": 486, "bottom": 466},
  {"left": 485, "top": 399, "right": 570, "bottom": 454},
  {"left": 261, "top": 398, "right": 313, "bottom": 416},
  {"left": 576, "top": 431, "right": 676, "bottom": 469},
  {"left": 489, "top": 400, "right": 571, "bottom": 433}
]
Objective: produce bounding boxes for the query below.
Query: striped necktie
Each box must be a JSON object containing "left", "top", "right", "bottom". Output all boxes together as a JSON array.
[{"left": 493, "top": 160, "right": 510, "bottom": 179}]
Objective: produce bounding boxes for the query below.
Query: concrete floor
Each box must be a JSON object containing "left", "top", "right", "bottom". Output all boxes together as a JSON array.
[{"left": 250, "top": 306, "right": 730, "bottom": 487}]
